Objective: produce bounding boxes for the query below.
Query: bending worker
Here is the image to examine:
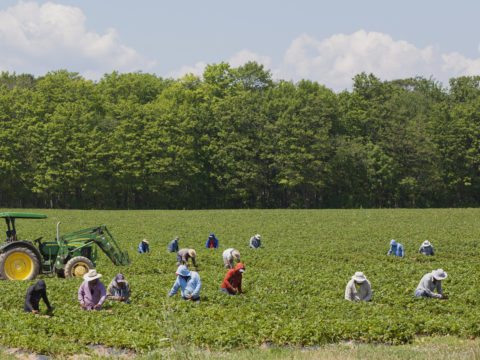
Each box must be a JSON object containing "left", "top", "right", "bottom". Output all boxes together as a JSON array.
[
  {"left": 167, "top": 236, "right": 179, "bottom": 253},
  {"left": 387, "top": 239, "right": 404, "bottom": 257},
  {"left": 24, "top": 280, "right": 53, "bottom": 314},
  {"left": 138, "top": 238, "right": 150, "bottom": 253},
  {"left": 419, "top": 240, "right": 434, "bottom": 256},
  {"left": 221, "top": 262, "right": 245, "bottom": 295},
  {"left": 168, "top": 265, "right": 201, "bottom": 301},
  {"left": 78, "top": 269, "right": 106, "bottom": 310},
  {"left": 415, "top": 269, "right": 448, "bottom": 299},
  {"left": 177, "top": 248, "right": 197, "bottom": 267},
  {"left": 345, "top": 272, "right": 372, "bottom": 302},
  {"left": 249, "top": 234, "right": 261, "bottom": 248},
  {"left": 206, "top": 233, "right": 219, "bottom": 248},
  {"left": 107, "top": 273, "right": 131, "bottom": 303},
  {"left": 222, "top": 248, "right": 240, "bottom": 269}
]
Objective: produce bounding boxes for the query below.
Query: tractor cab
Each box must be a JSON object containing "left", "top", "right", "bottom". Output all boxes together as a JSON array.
[{"left": 2, "top": 212, "right": 47, "bottom": 242}]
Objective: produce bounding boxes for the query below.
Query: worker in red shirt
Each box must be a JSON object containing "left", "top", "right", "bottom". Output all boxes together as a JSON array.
[{"left": 220, "top": 262, "right": 245, "bottom": 295}]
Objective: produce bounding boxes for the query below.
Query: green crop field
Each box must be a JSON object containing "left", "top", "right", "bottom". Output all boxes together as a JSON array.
[{"left": 0, "top": 208, "right": 480, "bottom": 357}]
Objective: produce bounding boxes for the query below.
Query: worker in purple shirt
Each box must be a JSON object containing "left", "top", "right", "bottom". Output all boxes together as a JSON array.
[{"left": 78, "top": 269, "right": 106, "bottom": 311}]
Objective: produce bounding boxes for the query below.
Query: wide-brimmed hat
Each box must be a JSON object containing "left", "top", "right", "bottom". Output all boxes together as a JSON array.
[
  {"left": 352, "top": 271, "right": 367, "bottom": 283},
  {"left": 174, "top": 236, "right": 179, "bottom": 241},
  {"left": 423, "top": 240, "right": 431, "bottom": 247},
  {"left": 142, "top": 238, "right": 149, "bottom": 244},
  {"left": 254, "top": 234, "right": 261, "bottom": 240},
  {"left": 432, "top": 269, "right": 447, "bottom": 281},
  {"left": 83, "top": 269, "right": 102, "bottom": 281},
  {"left": 188, "top": 249, "right": 196, "bottom": 258},
  {"left": 232, "top": 249, "right": 240, "bottom": 260},
  {"left": 390, "top": 239, "right": 397, "bottom": 246},
  {"left": 176, "top": 265, "right": 191, "bottom": 277}
]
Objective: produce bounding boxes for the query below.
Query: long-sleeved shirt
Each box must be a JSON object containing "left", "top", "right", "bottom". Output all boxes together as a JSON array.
[
  {"left": 177, "top": 248, "right": 196, "bottom": 266},
  {"left": 416, "top": 273, "right": 443, "bottom": 299},
  {"left": 249, "top": 237, "right": 261, "bottom": 248},
  {"left": 138, "top": 242, "right": 149, "bottom": 253},
  {"left": 167, "top": 240, "right": 179, "bottom": 253},
  {"left": 344, "top": 279, "right": 372, "bottom": 302},
  {"left": 387, "top": 243, "right": 404, "bottom": 257},
  {"left": 168, "top": 271, "right": 202, "bottom": 298},
  {"left": 106, "top": 280, "right": 131, "bottom": 302},
  {"left": 205, "top": 235, "right": 219, "bottom": 248},
  {"left": 24, "top": 280, "right": 52, "bottom": 312},
  {"left": 419, "top": 245, "right": 434, "bottom": 255},
  {"left": 78, "top": 280, "right": 106, "bottom": 310},
  {"left": 221, "top": 263, "right": 244, "bottom": 294},
  {"left": 222, "top": 248, "right": 235, "bottom": 267}
]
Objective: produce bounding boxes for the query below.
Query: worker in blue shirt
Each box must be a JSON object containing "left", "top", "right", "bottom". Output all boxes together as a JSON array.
[
  {"left": 138, "top": 238, "right": 149, "bottom": 253},
  {"left": 387, "top": 239, "right": 404, "bottom": 257}
]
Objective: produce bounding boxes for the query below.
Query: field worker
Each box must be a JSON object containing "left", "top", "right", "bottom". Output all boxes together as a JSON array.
[
  {"left": 387, "top": 239, "right": 404, "bottom": 257},
  {"left": 107, "top": 273, "right": 131, "bottom": 304},
  {"left": 138, "top": 238, "right": 149, "bottom": 253},
  {"left": 24, "top": 280, "right": 53, "bottom": 314},
  {"left": 419, "top": 240, "right": 434, "bottom": 256},
  {"left": 415, "top": 269, "right": 448, "bottom": 299},
  {"left": 176, "top": 248, "right": 197, "bottom": 267},
  {"left": 167, "top": 236, "right": 180, "bottom": 253},
  {"left": 222, "top": 248, "right": 241, "bottom": 269},
  {"left": 206, "top": 233, "right": 219, "bottom": 248},
  {"left": 78, "top": 269, "right": 106, "bottom": 311},
  {"left": 345, "top": 272, "right": 372, "bottom": 302},
  {"left": 221, "top": 262, "right": 245, "bottom": 295},
  {"left": 249, "top": 234, "right": 261, "bottom": 248},
  {"left": 168, "top": 265, "right": 201, "bottom": 301}
]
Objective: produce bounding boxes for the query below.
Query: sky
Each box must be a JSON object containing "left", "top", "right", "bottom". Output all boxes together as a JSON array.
[{"left": 0, "top": 0, "right": 480, "bottom": 91}]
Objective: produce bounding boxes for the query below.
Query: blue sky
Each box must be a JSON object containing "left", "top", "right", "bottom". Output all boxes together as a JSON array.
[{"left": 1, "top": 0, "right": 479, "bottom": 91}]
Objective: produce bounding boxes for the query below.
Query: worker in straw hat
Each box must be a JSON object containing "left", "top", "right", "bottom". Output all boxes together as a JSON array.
[
  {"left": 138, "top": 238, "right": 150, "bottom": 253},
  {"left": 345, "top": 271, "right": 372, "bottom": 302},
  {"left": 222, "top": 248, "right": 240, "bottom": 269},
  {"left": 418, "top": 240, "right": 434, "bottom": 256},
  {"left": 415, "top": 269, "right": 448, "bottom": 299},
  {"left": 78, "top": 269, "right": 106, "bottom": 310},
  {"left": 168, "top": 265, "right": 202, "bottom": 301},
  {"left": 387, "top": 239, "right": 404, "bottom": 257},
  {"left": 249, "top": 234, "right": 261, "bottom": 248},
  {"left": 176, "top": 248, "right": 197, "bottom": 267}
]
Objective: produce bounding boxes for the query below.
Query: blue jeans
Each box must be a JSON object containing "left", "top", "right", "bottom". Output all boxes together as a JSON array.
[
  {"left": 220, "top": 288, "right": 235, "bottom": 295},
  {"left": 415, "top": 289, "right": 431, "bottom": 298}
]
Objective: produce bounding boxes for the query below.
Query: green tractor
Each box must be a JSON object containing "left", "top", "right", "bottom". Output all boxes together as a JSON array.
[{"left": 0, "top": 212, "right": 130, "bottom": 280}]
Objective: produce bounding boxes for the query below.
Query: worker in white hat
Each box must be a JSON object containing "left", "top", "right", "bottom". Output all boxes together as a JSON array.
[
  {"left": 222, "top": 248, "right": 240, "bottom": 269},
  {"left": 249, "top": 234, "right": 261, "bottom": 248},
  {"left": 418, "top": 240, "right": 434, "bottom": 256},
  {"left": 138, "top": 238, "right": 150, "bottom": 253},
  {"left": 415, "top": 269, "right": 448, "bottom": 299},
  {"left": 345, "top": 271, "right": 372, "bottom": 302},
  {"left": 78, "top": 269, "right": 106, "bottom": 310},
  {"left": 176, "top": 248, "right": 197, "bottom": 267}
]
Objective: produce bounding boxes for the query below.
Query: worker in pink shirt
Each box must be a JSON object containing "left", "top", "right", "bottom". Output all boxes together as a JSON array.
[{"left": 78, "top": 269, "right": 106, "bottom": 311}]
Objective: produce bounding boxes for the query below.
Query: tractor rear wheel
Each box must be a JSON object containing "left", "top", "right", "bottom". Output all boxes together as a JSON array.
[
  {"left": 0, "top": 247, "right": 40, "bottom": 280},
  {"left": 64, "top": 256, "right": 94, "bottom": 278}
]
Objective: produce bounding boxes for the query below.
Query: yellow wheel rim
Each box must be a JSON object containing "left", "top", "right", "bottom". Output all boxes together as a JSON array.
[
  {"left": 4, "top": 252, "right": 33, "bottom": 280},
  {"left": 71, "top": 262, "right": 89, "bottom": 277}
]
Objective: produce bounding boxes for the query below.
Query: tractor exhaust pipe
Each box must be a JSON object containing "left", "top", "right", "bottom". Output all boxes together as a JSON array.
[{"left": 56, "top": 222, "right": 61, "bottom": 243}]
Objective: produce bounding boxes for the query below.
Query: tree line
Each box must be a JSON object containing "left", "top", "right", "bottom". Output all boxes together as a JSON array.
[{"left": 1, "top": 63, "right": 479, "bottom": 209}]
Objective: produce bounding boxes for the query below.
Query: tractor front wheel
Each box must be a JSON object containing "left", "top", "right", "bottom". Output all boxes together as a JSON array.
[
  {"left": 64, "top": 256, "right": 94, "bottom": 278},
  {"left": 0, "top": 247, "right": 40, "bottom": 280}
]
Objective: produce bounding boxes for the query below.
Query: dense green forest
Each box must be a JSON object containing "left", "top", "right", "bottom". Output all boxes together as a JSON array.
[{"left": 1, "top": 62, "right": 479, "bottom": 209}]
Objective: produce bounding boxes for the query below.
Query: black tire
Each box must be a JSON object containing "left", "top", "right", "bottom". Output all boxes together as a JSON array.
[
  {"left": 0, "top": 247, "right": 40, "bottom": 280},
  {"left": 64, "top": 256, "right": 94, "bottom": 278}
]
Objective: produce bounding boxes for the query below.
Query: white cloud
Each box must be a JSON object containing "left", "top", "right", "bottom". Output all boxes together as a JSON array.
[
  {"left": 228, "top": 49, "right": 271, "bottom": 68},
  {"left": 278, "top": 30, "right": 439, "bottom": 91},
  {"left": 0, "top": 1, "right": 155, "bottom": 77},
  {"left": 166, "top": 61, "right": 207, "bottom": 79}
]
